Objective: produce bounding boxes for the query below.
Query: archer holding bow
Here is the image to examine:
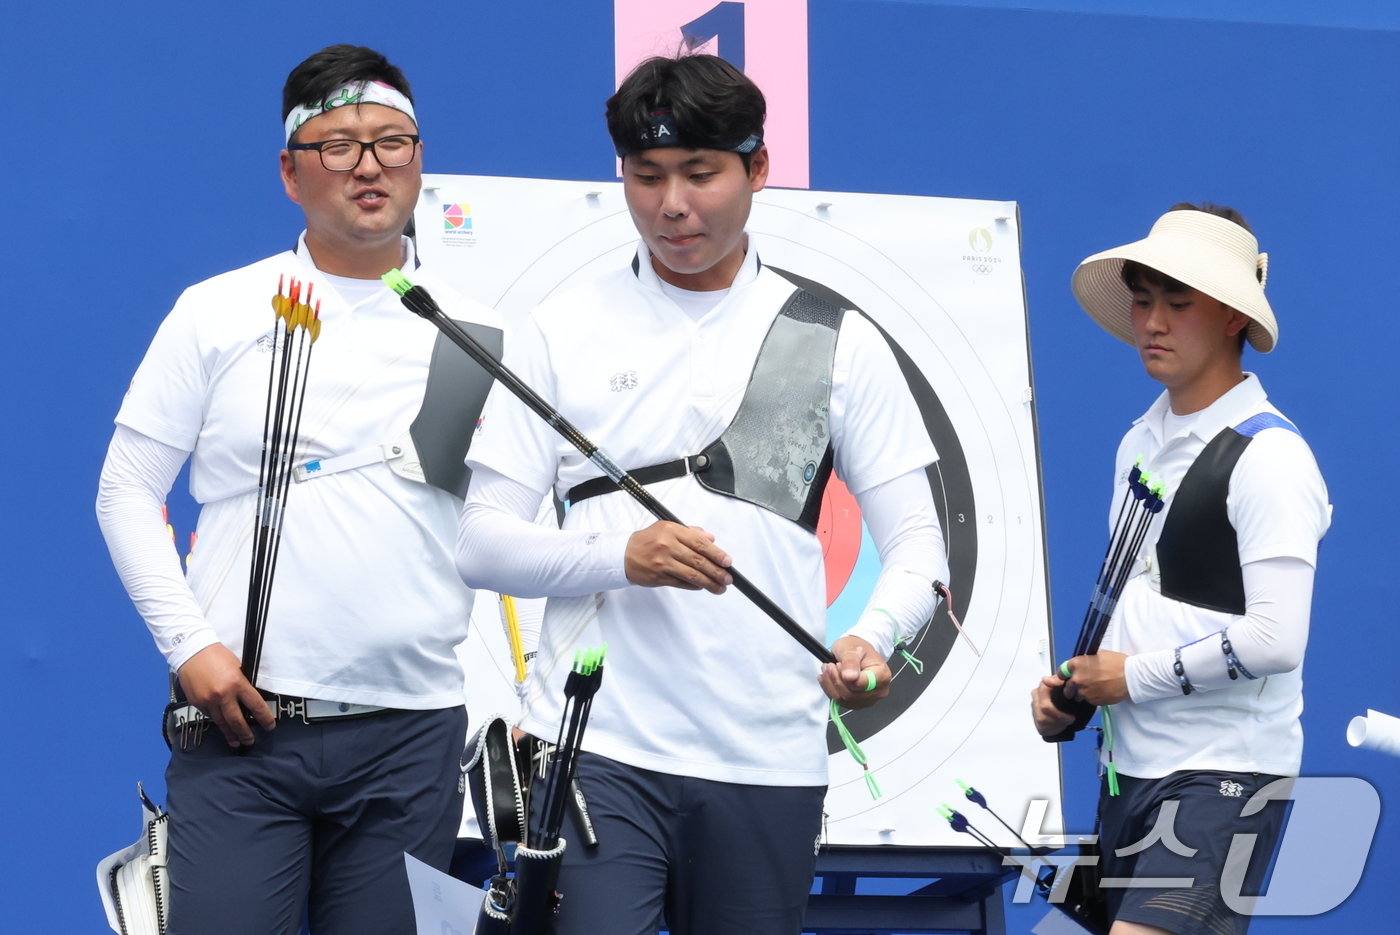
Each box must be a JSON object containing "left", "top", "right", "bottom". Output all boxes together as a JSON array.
[
  {"left": 456, "top": 53, "right": 949, "bottom": 935},
  {"left": 1032, "top": 204, "right": 1331, "bottom": 935}
]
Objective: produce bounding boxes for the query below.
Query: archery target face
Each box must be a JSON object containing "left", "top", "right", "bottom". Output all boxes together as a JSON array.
[{"left": 420, "top": 175, "right": 1061, "bottom": 845}]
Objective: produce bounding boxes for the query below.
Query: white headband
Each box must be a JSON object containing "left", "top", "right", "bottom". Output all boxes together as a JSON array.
[{"left": 283, "top": 80, "right": 417, "bottom": 143}]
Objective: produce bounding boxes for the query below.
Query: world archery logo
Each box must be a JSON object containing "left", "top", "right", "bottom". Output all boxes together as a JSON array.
[
  {"left": 610, "top": 370, "right": 639, "bottom": 392},
  {"left": 443, "top": 203, "right": 473, "bottom": 232}
]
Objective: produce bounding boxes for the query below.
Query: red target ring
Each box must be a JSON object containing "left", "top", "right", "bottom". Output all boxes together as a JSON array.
[{"left": 816, "top": 476, "right": 863, "bottom": 606}]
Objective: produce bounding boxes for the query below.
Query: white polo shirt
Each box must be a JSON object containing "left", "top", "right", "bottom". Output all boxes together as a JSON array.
[
  {"left": 466, "top": 239, "right": 938, "bottom": 785},
  {"left": 116, "top": 235, "right": 499, "bottom": 708},
  {"left": 1100, "top": 374, "right": 1330, "bottom": 777}
]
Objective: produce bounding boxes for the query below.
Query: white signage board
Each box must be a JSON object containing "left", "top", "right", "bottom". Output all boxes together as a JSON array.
[{"left": 423, "top": 175, "right": 1062, "bottom": 846}]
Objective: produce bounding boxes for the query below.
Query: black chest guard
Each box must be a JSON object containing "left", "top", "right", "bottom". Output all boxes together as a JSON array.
[{"left": 1156, "top": 413, "right": 1298, "bottom": 614}]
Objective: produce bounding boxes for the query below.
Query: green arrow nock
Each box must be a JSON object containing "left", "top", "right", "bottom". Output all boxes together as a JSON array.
[
  {"left": 381, "top": 268, "right": 413, "bottom": 296},
  {"left": 572, "top": 644, "right": 609, "bottom": 676}
]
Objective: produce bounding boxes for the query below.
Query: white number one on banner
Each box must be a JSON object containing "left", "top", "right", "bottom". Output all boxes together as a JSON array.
[{"left": 614, "top": 0, "right": 811, "bottom": 189}]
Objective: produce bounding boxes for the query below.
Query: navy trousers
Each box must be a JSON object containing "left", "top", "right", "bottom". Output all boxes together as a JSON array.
[
  {"left": 164, "top": 706, "right": 466, "bottom": 935},
  {"left": 540, "top": 751, "right": 825, "bottom": 935}
]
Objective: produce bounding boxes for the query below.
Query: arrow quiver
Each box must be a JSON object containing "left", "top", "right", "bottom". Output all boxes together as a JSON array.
[
  {"left": 469, "top": 648, "right": 607, "bottom": 935},
  {"left": 1041, "top": 838, "right": 1110, "bottom": 934},
  {"left": 462, "top": 716, "right": 530, "bottom": 934},
  {"left": 496, "top": 839, "right": 566, "bottom": 935}
]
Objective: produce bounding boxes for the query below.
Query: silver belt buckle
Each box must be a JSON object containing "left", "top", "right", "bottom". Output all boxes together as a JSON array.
[
  {"left": 272, "top": 695, "right": 308, "bottom": 724},
  {"left": 166, "top": 703, "right": 212, "bottom": 749}
]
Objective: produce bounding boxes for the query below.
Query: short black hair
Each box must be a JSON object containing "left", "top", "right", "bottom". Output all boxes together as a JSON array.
[
  {"left": 1120, "top": 260, "right": 1189, "bottom": 294},
  {"left": 606, "top": 54, "right": 765, "bottom": 169},
  {"left": 282, "top": 45, "right": 413, "bottom": 141}
]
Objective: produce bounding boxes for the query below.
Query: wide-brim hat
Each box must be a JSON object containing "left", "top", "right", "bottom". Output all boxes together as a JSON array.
[{"left": 1071, "top": 209, "right": 1277, "bottom": 353}]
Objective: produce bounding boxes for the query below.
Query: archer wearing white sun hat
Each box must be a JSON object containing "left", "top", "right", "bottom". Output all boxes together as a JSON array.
[
  {"left": 1072, "top": 204, "right": 1278, "bottom": 353},
  {"left": 1032, "top": 205, "right": 1331, "bottom": 935}
]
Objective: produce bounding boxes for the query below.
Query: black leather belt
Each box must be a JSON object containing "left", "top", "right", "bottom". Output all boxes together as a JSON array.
[
  {"left": 162, "top": 693, "right": 391, "bottom": 749},
  {"left": 256, "top": 691, "right": 388, "bottom": 722},
  {"left": 566, "top": 454, "right": 711, "bottom": 504}
]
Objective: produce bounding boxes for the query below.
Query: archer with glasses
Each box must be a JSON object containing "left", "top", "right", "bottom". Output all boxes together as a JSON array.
[
  {"left": 287, "top": 132, "right": 422, "bottom": 171},
  {"left": 98, "top": 45, "right": 501, "bottom": 934}
]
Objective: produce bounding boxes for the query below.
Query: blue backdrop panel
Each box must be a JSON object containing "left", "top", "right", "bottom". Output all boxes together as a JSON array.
[{"left": 6, "top": 2, "right": 1395, "bottom": 932}]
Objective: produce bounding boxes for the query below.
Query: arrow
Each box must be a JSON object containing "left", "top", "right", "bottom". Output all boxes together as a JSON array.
[{"left": 383, "top": 269, "right": 836, "bottom": 666}]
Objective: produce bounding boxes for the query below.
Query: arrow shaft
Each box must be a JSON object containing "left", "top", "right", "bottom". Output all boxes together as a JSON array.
[{"left": 408, "top": 293, "right": 836, "bottom": 666}]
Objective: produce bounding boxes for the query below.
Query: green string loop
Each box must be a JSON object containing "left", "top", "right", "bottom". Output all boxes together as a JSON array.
[
  {"left": 895, "top": 640, "right": 924, "bottom": 675},
  {"left": 830, "top": 699, "right": 882, "bottom": 800},
  {"left": 1102, "top": 706, "right": 1120, "bottom": 797}
]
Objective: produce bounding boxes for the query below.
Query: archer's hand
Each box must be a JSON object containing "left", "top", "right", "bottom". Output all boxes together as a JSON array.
[
  {"left": 624, "top": 521, "right": 733, "bottom": 594},
  {"left": 1030, "top": 675, "right": 1077, "bottom": 736},
  {"left": 819, "top": 636, "right": 891, "bottom": 709},
  {"left": 177, "top": 643, "right": 276, "bottom": 748},
  {"left": 1061, "top": 651, "right": 1130, "bottom": 706}
]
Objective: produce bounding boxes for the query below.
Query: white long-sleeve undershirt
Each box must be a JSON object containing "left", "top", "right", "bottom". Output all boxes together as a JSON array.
[
  {"left": 1124, "top": 555, "right": 1313, "bottom": 701},
  {"left": 457, "top": 466, "right": 948, "bottom": 660},
  {"left": 456, "top": 469, "right": 632, "bottom": 597},
  {"left": 837, "top": 469, "right": 948, "bottom": 658},
  {"left": 95, "top": 424, "right": 215, "bottom": 671}
]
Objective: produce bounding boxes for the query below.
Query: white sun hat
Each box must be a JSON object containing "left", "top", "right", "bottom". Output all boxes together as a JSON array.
[{"left": 1071, "top": 208, "right": 1277, "bottom": 353}]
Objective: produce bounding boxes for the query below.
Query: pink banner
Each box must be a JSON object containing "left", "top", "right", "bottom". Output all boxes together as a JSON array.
[{"left": 614, "top": 0, "right": 810, "bottom": 189}]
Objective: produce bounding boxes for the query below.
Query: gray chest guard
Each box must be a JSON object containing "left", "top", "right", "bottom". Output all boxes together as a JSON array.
[
  {"left": 695, "top": 289, "right": 844, "bottom": 531},
  {"left": 292, "top": 319, "right": 502, "bottom": 497},
  {"left": 564, "top": 289, "right": 844, "bottom": 531},
  {"left": 408, "top": 320, "right": 502, "bottom": 498}
]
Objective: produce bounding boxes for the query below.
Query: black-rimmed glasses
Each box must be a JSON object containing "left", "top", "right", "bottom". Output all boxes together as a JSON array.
[{"left": 286, "top": 134, "right": 421, "bottom": 171}]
